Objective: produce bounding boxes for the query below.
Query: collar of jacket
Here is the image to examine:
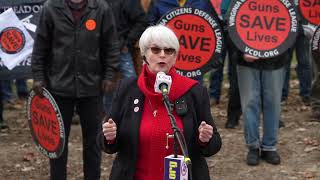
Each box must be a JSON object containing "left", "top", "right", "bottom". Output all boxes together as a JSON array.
[{"left": 51, "top": 0, "right": 98, "bottom": 9}]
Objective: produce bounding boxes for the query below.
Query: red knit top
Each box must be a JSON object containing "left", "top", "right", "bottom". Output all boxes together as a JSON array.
[{"left": 135, "top": 65, "right": 197, "bottom": 180}]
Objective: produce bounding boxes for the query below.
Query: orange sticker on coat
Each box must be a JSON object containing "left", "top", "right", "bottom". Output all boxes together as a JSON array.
[{"left": 85, "top": 19, "right": 96, "bottom": 31}]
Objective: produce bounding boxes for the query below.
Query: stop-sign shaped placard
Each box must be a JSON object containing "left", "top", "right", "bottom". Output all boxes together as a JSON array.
[
  {"left": 27, "top": 88, "right": 65, "bottom": 159},
  {"left": 228, "top": 0, "right": 298, "bottom": 58},
  {"left": 158, "top": 7, "right": 224, "bottom": 78},
  {"left": 299, "top": 0, "right": 320, "bottom": 26},
  {"left": 312, "top": 26, "right": 320, "bottom": 64}
]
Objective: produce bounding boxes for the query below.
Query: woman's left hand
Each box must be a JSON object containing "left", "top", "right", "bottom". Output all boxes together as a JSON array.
[{"left": 198, "top": 121, "right": 213, "bottom": 143}]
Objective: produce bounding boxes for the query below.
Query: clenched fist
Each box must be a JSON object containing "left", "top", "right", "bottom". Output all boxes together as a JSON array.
[
  {"left": 102, "top": 118, "right": 117, "bottom": 141},
  {"left": 198, "top": 121, "right": 213, "bottom": 143}
]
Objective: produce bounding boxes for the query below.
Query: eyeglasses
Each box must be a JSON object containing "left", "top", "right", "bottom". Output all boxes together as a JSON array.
[{"left": 149, "top": 47, "right": 176, "bottom": 55}]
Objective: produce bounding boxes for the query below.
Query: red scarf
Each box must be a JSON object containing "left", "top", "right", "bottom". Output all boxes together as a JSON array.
[
  {"left": 135, "top": 65, "right": 197, "bottom": 180},
  {"left": 137, "top": 64, "right": 198, "bottom": 103}
]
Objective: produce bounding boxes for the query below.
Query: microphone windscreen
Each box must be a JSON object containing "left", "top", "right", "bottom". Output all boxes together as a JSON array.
[{"left": 154, "top": 72, "right": 172, "bottom": 93}]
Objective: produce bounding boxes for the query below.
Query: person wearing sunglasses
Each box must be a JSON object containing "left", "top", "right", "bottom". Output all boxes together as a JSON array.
[{"left": 99, "top": 24, "right": 221, "bottom": 180}]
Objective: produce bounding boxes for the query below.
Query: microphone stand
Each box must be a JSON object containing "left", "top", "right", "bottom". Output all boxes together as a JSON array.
[{"left": 162, "top": 91, "right": 193, "bottom": 180}]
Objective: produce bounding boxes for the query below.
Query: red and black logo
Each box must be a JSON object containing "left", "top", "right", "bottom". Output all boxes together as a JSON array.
[
  {"left": 299, "top": 0, "right": 320, "bottom": 26},
  {"left": 312, "top": 26, "right": 320, "bottom": 65},
  {"left": 158, "top": 7, "right": 224, "bottom": 78},
  {"left": 0, "top": 27, "right": 26, "bottom": 54},
  {"left": 27, "top": 88, "right": 65, "bottom": 159},
  {"left": 227, "top": 0, "right": 298, "bottom": 58}
]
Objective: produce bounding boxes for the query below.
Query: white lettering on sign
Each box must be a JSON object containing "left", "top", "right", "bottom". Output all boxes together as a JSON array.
[
  {"left": 166, "top": 8, "right": 192, "bottom": 21},
  {"left": 1, "top": 5, "right": 43, "bottom": 14},
  {"left": 288, "top": 8, "right": 297, "bottom": 32},
  {"left": 244, "top": 46, "right": 279, "bottom": 58},
  {"left": 312, "top": 29, "right": 320, "bottom": 51},
  {"left": 194, "top": 9, "right": 218, "bottom": 28},
  {"left": 214, "top": 29, "right": 223, "bottom": 53},
  {"left": 229, "top": 1, "right": 243, "bottom": 27},
  {"left": 176, "top": 69, "right": 202, "bottom": 77},
  {"left": 280, "top": 0, "right": 292, "bottom": 8}
]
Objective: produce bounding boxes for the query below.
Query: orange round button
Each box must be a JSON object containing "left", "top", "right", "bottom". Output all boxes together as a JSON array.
[{"left": 85, "top": 19, "right": 96, "bottom": 31}]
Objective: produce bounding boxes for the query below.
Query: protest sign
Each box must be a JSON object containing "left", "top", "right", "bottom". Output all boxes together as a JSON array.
[
  {"left": 298, "top": 0, "right": 320, "bottom": 26},
  {"left": 0, "top": 8, "right": 33, "bottom": 70},
  {"left": 228, "top": 0, "right": 298, "bottom": 58},
  {"left": 0, "top": 0, "right": 44, "bottom": 79},
  {"left": 27, "top": 88, "right": 65, "bottom": 159},
  {"left": 159, "top": 7, "right": 224, "bottom": 78}
]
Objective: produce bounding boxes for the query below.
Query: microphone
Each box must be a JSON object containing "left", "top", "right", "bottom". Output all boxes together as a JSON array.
[
  {"left": 154, "top": 72, "right": 192, "bottom": 180},
  {"left": 154, "top": 72, "right": 172, "bottom": 95}
]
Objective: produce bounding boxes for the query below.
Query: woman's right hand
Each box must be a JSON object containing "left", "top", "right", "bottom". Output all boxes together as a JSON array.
[{"left": 102, "top": 118, "right": 117, "bottom": 141}]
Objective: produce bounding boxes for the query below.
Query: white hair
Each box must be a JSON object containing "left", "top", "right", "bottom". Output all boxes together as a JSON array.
[{"left": 139, "top": 24, "right": 180, "bottom": 56}]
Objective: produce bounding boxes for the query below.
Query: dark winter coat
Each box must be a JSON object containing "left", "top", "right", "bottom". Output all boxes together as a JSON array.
[
  {"left": 31, "top": 0, "right": 119, "bottom": 97},
  {"left": 105, "top": 0, "right": 147, "bottom": 49}
]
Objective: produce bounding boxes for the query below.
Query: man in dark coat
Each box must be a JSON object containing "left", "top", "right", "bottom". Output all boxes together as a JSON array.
[{"left": 31, "top": 0, "right": 119, "bottom": 179}]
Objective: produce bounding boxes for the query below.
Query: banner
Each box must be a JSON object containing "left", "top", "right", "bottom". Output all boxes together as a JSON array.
[
  {"left": 27, "top": 88, "right": 65, "bottom": 159},
  {"left": 228, "top": 0, "right": 298, "bottom": 58},
  {"left": 298, "top": 0, "right": 320, "bottom": 26},
  {"left": 0, "top": 0, "right": 45, "bottom": 80},
  {"left": 158, "top": 7, "right": 225, "bottom": 78},
  {"left": 0, "top": 8, "right": 34, "bottom": 70},
  {"left": 0, "top": 55, "right": 31, "bottom": 80}
]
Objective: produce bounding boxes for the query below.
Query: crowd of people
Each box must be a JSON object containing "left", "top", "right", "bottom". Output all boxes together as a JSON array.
[{"left": 0, "top": 0, "right": 318, "bottom": 179}]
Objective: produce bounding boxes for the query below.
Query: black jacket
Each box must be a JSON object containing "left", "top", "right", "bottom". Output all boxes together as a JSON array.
[
  {"left": 99, "top": 78, "right": 222, "bottom": 180},
  {"left": 31, "top": 0, "right": 119, "bottom": 97},
  {"left": 105, "top": 0, "right": 147, "bottom": 49}
]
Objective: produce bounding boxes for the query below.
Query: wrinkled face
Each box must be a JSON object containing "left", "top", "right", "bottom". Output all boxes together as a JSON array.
[{"left": 145, "top": 43, "right": 177, "bottom": 74}]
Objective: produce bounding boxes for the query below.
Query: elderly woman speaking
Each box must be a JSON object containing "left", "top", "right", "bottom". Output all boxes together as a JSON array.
[{"left": 99, "top": 25, "right": 222, "bottom": 180}]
